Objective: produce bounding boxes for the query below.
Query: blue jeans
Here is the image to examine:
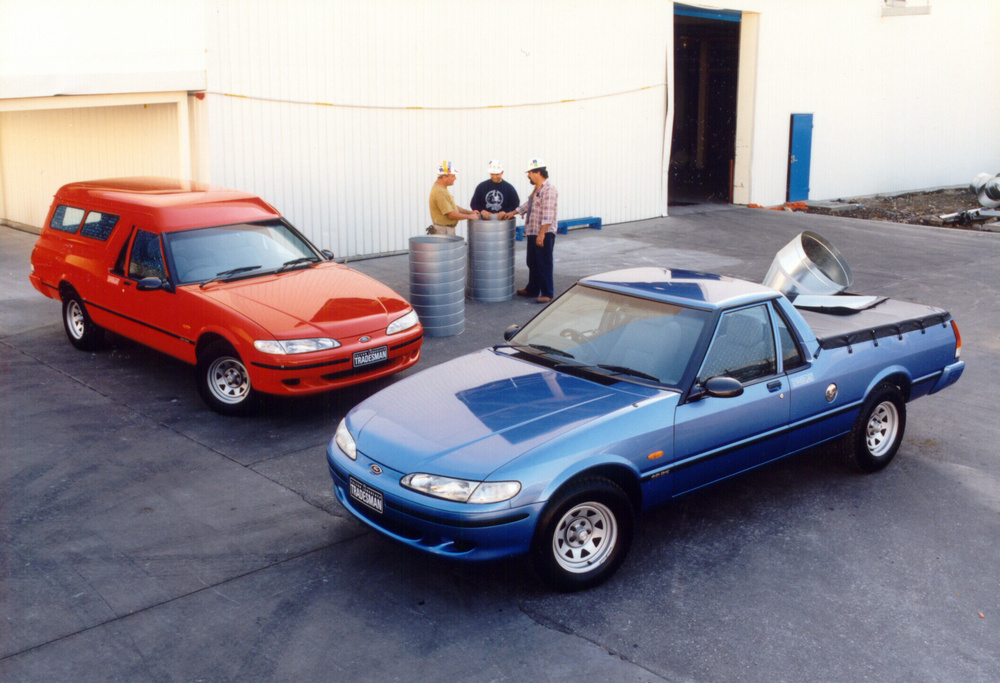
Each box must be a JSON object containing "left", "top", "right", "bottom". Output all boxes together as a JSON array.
[{"left": 524, "top": 232, "right": 555, "bottom": 298}]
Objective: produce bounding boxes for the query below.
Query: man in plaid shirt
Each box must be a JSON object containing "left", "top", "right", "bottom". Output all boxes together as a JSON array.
[{"left": 501, "top": 158, "right": 558, "bottom": 303}]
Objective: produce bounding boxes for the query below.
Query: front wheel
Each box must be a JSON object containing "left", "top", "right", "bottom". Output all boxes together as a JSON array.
[
  {"left": 62, "top": 293, "right": 104, "bottom": 351},
  {"left": 197, "top": 341, "right": 258, "bottom": 416},
  {"left": 531, "top": 477, "right": 634, "bottom": 592},
  {"left": 844, "top": 382, "right": 906, "bottom": 472}
]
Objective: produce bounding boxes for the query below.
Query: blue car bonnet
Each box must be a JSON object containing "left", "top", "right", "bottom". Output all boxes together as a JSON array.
[{"left": 348, "top": 349, "right": 654, "bottom": 481}]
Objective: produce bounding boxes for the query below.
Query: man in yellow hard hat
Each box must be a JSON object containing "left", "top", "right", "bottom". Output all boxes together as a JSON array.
[{"left": 428, "top": 160, "right": 479, "bottom": 235}]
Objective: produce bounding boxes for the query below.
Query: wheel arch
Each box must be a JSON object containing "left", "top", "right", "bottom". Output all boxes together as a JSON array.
[
  {"left": 867, "top": 368, "right": 912, "bottom": 402},
  {"left": 58, "top": 280, "right": 78, "bottom": 301},
  {"left": 543, "top": 461, "right": 643, "bottom": 515},
  {"left": 196, "top": 331, "right": 236, "bottom": 359}
]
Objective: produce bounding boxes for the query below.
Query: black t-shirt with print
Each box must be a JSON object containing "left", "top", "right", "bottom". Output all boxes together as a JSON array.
[{"left": 470, "top": 179, "right": 520, "bottom": 213}]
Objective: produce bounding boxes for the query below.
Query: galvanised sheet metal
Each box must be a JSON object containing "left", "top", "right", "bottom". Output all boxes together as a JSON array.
[
  {"left": 409, "top": 235, "right": 465, "bottom": 337},
  {"left": 467, "top": 218, "right": 515, "bottom": 302}
]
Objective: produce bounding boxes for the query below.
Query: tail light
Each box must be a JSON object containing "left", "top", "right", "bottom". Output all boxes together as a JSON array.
[{"left": 951, "top": 320, "right": 962, "bottom": 359}]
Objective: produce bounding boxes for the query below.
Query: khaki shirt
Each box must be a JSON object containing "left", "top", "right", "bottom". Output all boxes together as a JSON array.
[{"left": 429, "top": 183, "right": 459, "bottom": 227}]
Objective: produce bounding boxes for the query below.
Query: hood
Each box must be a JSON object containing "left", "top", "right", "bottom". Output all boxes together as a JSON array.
[
  {"left": 195, "top": 263, "right": 409, "bottom": 337},
  {"left": 348, "top": 349, "right": 654, "bottom": 481}
]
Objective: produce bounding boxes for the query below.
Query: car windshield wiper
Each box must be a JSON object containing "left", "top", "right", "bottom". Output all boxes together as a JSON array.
[
  {"left": 492, "top": 343, "right": 575, "bottom": 359},
  {"left": 594, "top": 364, "right": 661, "bottom": 382},
  {"left": 199, "top": 265, "right": 262, "bottom": 287},
  {"left": 554, "top": 362, "right": 660, "bottom": 383},
  {"left": 277, "top": 256, "right": 321, "bottom": 271}
]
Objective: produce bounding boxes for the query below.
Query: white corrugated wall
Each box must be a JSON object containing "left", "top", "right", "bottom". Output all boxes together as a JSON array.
[
  {"left": 725, "top": 0, "right": 1000, "bottom": 205},
  {"left": 204, "top": 0, "right": 673, "bottom": 258}
]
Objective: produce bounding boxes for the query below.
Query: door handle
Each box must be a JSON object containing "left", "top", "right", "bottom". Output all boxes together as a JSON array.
[{"left": 767, "top": 380, "right": 782, "bottom": 392}]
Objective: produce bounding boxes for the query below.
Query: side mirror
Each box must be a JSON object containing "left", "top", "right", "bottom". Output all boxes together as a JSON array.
[
  {"left": 705, "top": 375, "right": 744, "bottom": 398},
  {"left": 322, "top": 250, "right": 335, "bottom": 260},
  {"left": 503, "top": 324, "right": 520, "bottom": 341},
  {"left": 687, "top": 376, "right": 744, "bottom": 402},
  {"left": 137, "top": 277, "right": 164, "bottom": 291}
]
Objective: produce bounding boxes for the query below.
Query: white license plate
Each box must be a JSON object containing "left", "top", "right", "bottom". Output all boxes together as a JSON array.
[
  {"left": 353, "top": 345, "right": 388, "bottom": 368},
  {"left": 349, "top": 476, "right": 384, "bottom": 514}
]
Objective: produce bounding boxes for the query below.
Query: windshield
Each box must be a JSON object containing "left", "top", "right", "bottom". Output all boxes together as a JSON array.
[
  {"left": 510, "top": 284, "right": 711, "bottom": 387},
  {"left": 164, "top": 220, "right": 321, "bottom": 284}
]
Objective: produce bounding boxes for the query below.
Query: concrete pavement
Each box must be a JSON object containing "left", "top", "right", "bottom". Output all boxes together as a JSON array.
[{"left": 2, "top": 206, "right": 998, "bottom": 681}]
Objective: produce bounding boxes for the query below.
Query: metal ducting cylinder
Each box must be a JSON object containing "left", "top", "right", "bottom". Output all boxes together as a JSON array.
[
  {"left": 971, "top": 172, "right": 1000, "bottom": 209},
  {"left": 466, "top": 217, "right": 516, "bottom": 302},
  {"left": 763, "top": 231, "right": 853, "bottom": 299},
  {"left": 408, "top": 235, "right": 465, "bottom": 337}
]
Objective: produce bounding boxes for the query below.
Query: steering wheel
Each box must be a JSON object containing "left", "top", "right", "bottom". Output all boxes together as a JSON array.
[{"left": 560, "top": 328, "right": 587, "bottom": 345}]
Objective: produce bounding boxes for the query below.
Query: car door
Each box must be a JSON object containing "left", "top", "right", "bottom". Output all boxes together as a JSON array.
[
  {"left": 672, "top": 303, "right": 790, "bottom": 495},
  {"left": 112, "top": 228, "right": 189, "bottom": 359}
]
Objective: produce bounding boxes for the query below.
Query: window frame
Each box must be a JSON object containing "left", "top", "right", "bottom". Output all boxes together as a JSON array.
[
  {"left": 127, "top": 229, "right": 170, "bottom": 283},
  {"left": 696, "top": 303, "right": 779, "bottom": 386}
]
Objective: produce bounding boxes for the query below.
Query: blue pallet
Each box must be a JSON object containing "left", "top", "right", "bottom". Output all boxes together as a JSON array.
[{"left": 516, "top": 217, "right": 602, "bottom": 241}]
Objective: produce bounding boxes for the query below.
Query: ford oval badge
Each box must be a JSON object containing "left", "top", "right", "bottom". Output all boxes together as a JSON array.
[
  {"left": 370, "top": 464, "right": 382, "bottom": 475},
  {"left": 359, "top": 336, "right": 371, "bottom": 343}
]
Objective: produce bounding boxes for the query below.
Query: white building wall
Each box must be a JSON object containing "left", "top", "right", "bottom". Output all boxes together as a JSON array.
[
  {"left": 2, "top": 1, "right": 998, "bottom": 248},
  {"left": 204, "top": 0, "right": 673, "bottom": 257},
  {"left": 0, "top": 0, "right": 205, "bottom": 97},
  {"left": 723, "top": 0, "right": 1000, "bottom": 205}
]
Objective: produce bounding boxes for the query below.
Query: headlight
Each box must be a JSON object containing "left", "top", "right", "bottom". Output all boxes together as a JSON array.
[
  {"left": 254, "top": 338, "right": 341, "bottom": 354},
  {"left": 386, "top": 309, "right": 419, "bottom": 335},
  {"left": 334, "top": 419, "right": 357, "bottom": 460},
  {"left": 400, "top": 473, "right": 520, "bottom": 504}
]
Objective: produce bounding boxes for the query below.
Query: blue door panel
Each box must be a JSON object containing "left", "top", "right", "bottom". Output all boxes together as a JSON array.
[{"left": 788, "top": 114, "right": 813, "bottom": 202}]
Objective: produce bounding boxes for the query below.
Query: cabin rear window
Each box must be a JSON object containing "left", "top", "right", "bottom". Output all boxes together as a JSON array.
[
  {"left": 80, "top": 211, "right": 119, "bottom": 241},
  {"left": 48, "top": 205, "right": 119, "bottom": 241},
  {"left": 50, "top": 205, "right": 85, "bottom": 233}
]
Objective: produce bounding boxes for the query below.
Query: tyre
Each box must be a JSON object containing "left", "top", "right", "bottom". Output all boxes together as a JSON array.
[
  {"left": 844, "top": 382, "right": 907, "bottom": 473},
  {"left": 197, "top": 341, "right": 257, "bottom": 416},
  {"left": 62, "top": 293, "right": 104, "bottom": 351},
  {"left": 531, "top": 476, "right": 635, "bottom": 592}
]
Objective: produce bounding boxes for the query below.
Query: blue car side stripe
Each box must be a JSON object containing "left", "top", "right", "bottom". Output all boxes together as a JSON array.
[{"left": 642, "top": 400, "right": 863, "bottom": 481}]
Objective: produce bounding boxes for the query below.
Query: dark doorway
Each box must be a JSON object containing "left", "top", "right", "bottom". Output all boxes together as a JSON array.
[{"left": 669, "top": 6, "right": 741, "bottom": 205}]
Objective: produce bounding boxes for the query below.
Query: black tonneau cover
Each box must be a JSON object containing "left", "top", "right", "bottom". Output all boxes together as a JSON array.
[{"left": 796, "top": 297, "right": 952, "bottom": 351}]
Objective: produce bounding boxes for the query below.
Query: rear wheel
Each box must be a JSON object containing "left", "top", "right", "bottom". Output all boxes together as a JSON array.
[
  {"left": 197, "top": 341, "right": 257, "bottom": 416},
  {"left": 62, "top": 293, "right": 103, "bottom": 351},
  {"left": 531, "top": 476, "right": 634, "bottom": 592},
  {"left": 844, "top": 382, "right": 906, "bottom": 472}
]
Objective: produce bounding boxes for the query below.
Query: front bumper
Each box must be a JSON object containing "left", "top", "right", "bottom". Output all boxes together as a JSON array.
[
  {"left": 326, "top": 441, "right": 542, "bottom": 561},
  {"left": 248, "top": 331, "right": 422, "bottom": 396}
]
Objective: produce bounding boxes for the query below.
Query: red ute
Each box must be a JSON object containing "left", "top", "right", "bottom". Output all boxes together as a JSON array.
[{"left": 29, "top": 177, "right": 423, "bottom": 414}]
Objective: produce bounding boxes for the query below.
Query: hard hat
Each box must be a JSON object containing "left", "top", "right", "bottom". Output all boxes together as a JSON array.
[
  {"left": 525, "top": 157, "right": 546, "bottom": 172},
  {"left": 488, "top": 160, "right": 504, "bottom": 174},
  {"left": 437, "top": 160, "right": 457, "bottom": 176}
]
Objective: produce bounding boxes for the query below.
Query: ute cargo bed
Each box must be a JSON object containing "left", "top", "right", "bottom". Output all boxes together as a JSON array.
[{"left": 796, "top": 297, "right": 952, "bottom": 351}]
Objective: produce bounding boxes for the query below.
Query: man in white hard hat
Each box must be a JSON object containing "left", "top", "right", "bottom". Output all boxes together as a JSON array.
[
  {"left": 470, "top": 160, "right": 520, "bottom": 220},
  {"left": 428, "top": 160, "right": 479, "bottom": 235},
  {"left": 499, "top": 158, "right": 558, "bottom": 303}
]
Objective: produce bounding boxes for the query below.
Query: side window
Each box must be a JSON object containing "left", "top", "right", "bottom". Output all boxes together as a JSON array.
[
  {"left": 128, "top": 230, "right": 168, "bottom": 281},
  {"left": 698, "top": 305, "right": 777, "bottom": 384},
  {"left": 50, "top": 205, "right": 85, "bottom": 233},
  {"left": 773, "top": 308, "right": 806, "bottom": 372},
  {"left": 80, "top": 211, "right": 119, "bottom": 241}
]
